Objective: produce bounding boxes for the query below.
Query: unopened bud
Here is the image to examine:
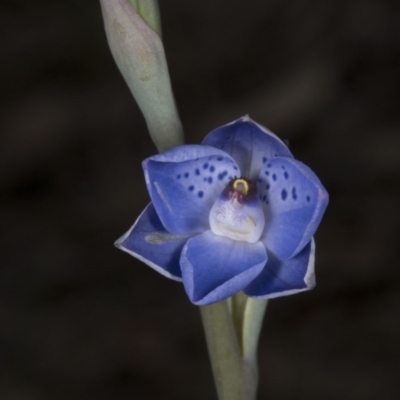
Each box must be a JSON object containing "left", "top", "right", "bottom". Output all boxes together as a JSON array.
[{"left": 100, "top": 0, "right": 184, "bottom": 151}]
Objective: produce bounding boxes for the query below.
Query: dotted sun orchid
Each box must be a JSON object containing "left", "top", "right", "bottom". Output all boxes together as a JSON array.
[{"left": 116, "top": 116, "right": 329, "bottom": 305}]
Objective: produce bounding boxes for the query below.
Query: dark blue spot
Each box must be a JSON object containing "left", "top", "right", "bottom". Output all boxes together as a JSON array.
[
  {"left": 195, "top": 169, "right": 200, "bottom": 176},
  {"left": 217, "top": 157, "right": 223, "bottom": 161},
  {"left": 258, "top": 178, "right": 262, "bottom": 183},
  {"left": 233, "top": 166, "right": 238, "bottom": 170},
  {"left": 281, "top": 189, "right": 287, "bottom": 200},
  {"left": 284, "top": 171, "right": 289, "bottom": 179},
  {"left": 228, "top": 176, "right": 233, "bottom": 180},
  {"left": 292, "top": 187, "right": 297, "bottom": 200},
  {"left": 262, "top": 195, "right": 267, "bottom": 202},
  {"left": 209, "top": 165, "right": 215, "bottom": 172},
  {"left": 306, "top": 195, "right": 311, "bottom": 202},
  {"left": 184, "top": 172, "right": 189, "bottom": 178},
  {"left": 189, "top": 185, "right": 194, "bottom": 191},
  {"left": 207, "top": 177, "right": 213, "bottom": 184},
  {"left": 263, "top": 157, "right": 267, "bottom": 163},
  {"left": 267, "top": 163, "right": 272, "bottom": 168},
  {"left": 198, "top": 191, "right": 204, "bottom": 198},
  {"left": 272, "top": 174, "right": 277, "bottom": 181},
  {"left": 266, "top": 184, "right": 270, "bottom": 190},
  {"left": 265, "top": 171, "right": 270, "bottom": 176},
  {"left": 203, "top": 163, "right": 209, "bottom": 169},
  {"left": 218, "top": 171, "right": 228, "bottom": 180},
  {"left": 176, "top": 174, "right": 181, "bottom": 179},
  {"left": 281, "top": 165, "right": 286, "bottom": 169}
]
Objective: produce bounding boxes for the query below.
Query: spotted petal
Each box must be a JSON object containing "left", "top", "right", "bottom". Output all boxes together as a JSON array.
[
  {"left": 145, "top": 144, "right": 230, "bottom": 164},
  {"left": 180, "top": 230, "right": 267, "bottom": 305},
  {"left": 244, "top": 239, "right": 315, "bottom": 299},
  {"left": 258, "top": 157, "right": 328, "bottom": 260},
  {"left": 115, "top": 203, "right": 192, "bottom": 280},
  {"left": 144, "top": 150, "right": 240, "bottom": 235},
  {"left": 202, "top": 116, "right": 293, "bottom": 180}
]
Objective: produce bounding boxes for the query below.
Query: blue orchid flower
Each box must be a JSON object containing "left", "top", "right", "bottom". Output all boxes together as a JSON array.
[{"left": 116, "top": 116, "right": 329, "bottom": 305}]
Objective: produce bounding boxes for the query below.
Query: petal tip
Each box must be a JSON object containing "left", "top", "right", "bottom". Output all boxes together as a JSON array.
[
  {"left": 318, "top": 187, "right": 329, "bottom": 202},
  {"left": 240, "top": 114, "right": 252, "bottom": 122},
  {"left": 141, "top": 158, "right": 149, "bottom": 169},
  {"left": 114, "top": 231, "right": 130, "bottom": 250}
]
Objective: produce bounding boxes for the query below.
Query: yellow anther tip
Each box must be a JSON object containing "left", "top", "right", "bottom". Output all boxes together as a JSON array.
[{"left": 233, "top": 178, "right": 249, "bottom": 194}]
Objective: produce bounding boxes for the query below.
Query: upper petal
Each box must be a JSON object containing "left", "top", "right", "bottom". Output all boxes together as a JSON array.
[
  {"left": 202, "top": 116, "right": 293, "bottom": 180},
  {"left": 144, "top": 151, "right": 240, "bottom": 234},
  {"left": 180, "top": 230, "right": 267, "bottom": 305},
  {"left": 258, "top": 157, "right": 328, "bottom": 260},
  {"left": 115, "top": 203, "right": 191, "bottom": 281},
  {"left": 145, "top": 144, "right": 229, "bottom": 164},
  {"left": 244, "top": 239, "right": 315, "bottom": 299}
]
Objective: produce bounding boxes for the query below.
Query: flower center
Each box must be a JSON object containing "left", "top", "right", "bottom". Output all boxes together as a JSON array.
[
  {"left": 209, "top": 177, "right": 265, "bottom": 243},
  {"left": 232, "top": 178, "right": 249, "bottom": 194}
]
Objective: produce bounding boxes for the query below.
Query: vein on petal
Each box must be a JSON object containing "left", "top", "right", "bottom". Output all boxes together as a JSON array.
[
  {"left": 154, "top": 181, "right": 173, "bottom": 212},
  {"left": 145, "top": 232, "right": 191, "bottom": 244}
]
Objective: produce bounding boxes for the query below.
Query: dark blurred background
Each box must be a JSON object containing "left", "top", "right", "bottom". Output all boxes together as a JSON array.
[{"left": 1, "top": 0, "right": 399, "bottom": 399}]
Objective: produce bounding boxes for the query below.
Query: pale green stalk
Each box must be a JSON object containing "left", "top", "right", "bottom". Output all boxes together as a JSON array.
[
  {"left": 241, "top": 297, "right": 268, "bottom": 400},
  {"left": 201, "top": 300, "right": 247, "bottom": 400},
  {"left": 201, "top": 295, "right": 268, "bottom": 400}
]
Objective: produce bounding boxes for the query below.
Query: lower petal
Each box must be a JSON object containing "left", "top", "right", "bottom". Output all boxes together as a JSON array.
[
  {"left": 180, "top": 230, "right": 267, "bottom": 305},
  {"left": 244, "top": 239, "right": 315, "bottom": 299},
  {"left": 115, "top": 203, "right": 192, "bottom": 280}
]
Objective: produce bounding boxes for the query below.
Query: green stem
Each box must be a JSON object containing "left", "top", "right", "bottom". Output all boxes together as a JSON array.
[
  {"left": 242, "top": 298, "right": 268, "bottom": 400},
  {"left": 201, "top": 296, "right": 268, "bottom": 400},
  {"left": 230, "top": 291, "right": 248, "bottom": 348},
  {"left": 200, "top": 300, "right": 250, "bottom": 400}
]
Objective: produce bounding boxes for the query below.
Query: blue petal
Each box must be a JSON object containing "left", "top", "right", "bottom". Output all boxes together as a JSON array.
[
  {"left": 202, "top": 116, "right": 293, "bottom": 180},
  {"left": 145, "top": 144, "right": 230, "bottom": 163},
  {"left": 180, "top": 230, "right": 267, "bottom": 305},
  {"left": 115, "top": 203, "right": 193, "bottom": 281},
  {"left": 258, "top": 157, "right": 328, "bottom": 260},
  {"left": 144, "top": 153, "right": 240, "bottom": 235},
  {"left": 244, "top": 239, "right": 315, "bottom": 299}
]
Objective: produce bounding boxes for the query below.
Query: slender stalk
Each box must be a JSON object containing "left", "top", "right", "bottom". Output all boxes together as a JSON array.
[
  {"left": 242, "top": 298, "right": 268, "bottom": 400},
  {"left": 201, "top": 296, "right": 268, "bottom": 400},
  {"left": 230, "top": 291, "right": 248, "bottom": 349},
  {"left": 201, "top": 301, "right": 248, "bottom": 400}
]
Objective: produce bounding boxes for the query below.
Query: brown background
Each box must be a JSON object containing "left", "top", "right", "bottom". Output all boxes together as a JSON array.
[{"left": 1, "top": 0, "right": 400, "bottom": 399}]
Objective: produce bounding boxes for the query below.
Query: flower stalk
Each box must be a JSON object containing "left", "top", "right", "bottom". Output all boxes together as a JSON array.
[
  {"left": 201, "top": 300, "right": 247, "bottom": 400},
  {"left": 201, "top": 295, "right": 268, "bottom": 400}
]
